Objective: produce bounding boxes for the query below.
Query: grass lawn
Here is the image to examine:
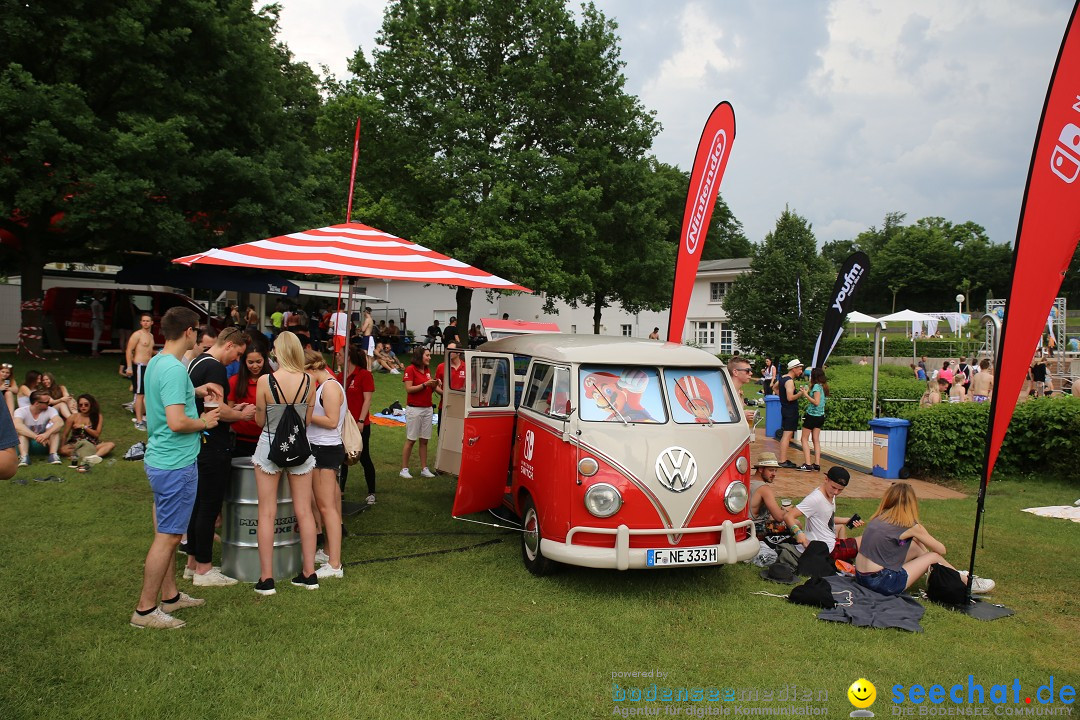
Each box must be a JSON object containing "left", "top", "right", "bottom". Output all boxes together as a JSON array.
[{"left": 1, "top": 351, "right": 1078, "bottom": 719}]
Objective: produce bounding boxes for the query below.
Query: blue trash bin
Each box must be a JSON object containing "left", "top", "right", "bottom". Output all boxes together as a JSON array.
[
  {"left": 867, "top": 417, "right": 911, "bottom": 479},
  {"left": 764, "top": 395, "right": 781, "bottom": 439}
]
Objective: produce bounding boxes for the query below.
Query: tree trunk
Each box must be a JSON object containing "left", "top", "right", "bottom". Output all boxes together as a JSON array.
[
  {"left": 455, "top": 286, "right": 473, "bottom": 346},
  {"left": 18, "top": 228, "right": 47, "bottom": 358},
  {"left": 592, "top": 293, "right": 605, "bottom": 334}
]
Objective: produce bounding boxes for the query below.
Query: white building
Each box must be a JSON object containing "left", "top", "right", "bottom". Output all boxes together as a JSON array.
[{"left": 352, "top": 257, "right": 751, "bottom": 354}]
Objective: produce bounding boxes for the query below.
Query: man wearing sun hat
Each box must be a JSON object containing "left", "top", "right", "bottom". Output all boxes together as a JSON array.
[
  {"left": 777, "top": 359, "right": 809, "bottom": 469},
  {"left": 748, "top": 452, "right": 791, "bottom": 566}
]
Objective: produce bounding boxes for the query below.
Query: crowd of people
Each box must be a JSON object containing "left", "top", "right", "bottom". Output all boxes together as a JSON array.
[
  {"left": 2, "top": 363, "right": 118, "bottom": 471},
  {"left": 130, "top": 302, "right": 443, "bottom": 627}
]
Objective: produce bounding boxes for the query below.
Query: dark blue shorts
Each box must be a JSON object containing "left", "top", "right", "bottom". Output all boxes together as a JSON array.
[{"left": 856, "top": 567, "right": 909, "bottom": 596}]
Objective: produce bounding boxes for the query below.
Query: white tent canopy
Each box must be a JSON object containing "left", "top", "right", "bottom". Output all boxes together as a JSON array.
[{"left": 846, "top": 310, "right": 879, "bottom": 324}]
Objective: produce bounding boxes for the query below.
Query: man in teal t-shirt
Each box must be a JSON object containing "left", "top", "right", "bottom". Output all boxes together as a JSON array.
[{"left": 130, "top": 307, "right": 222, "bottom": 630}]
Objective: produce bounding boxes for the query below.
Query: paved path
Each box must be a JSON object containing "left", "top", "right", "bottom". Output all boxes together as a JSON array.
[{"left": 749, "top": 429, "right": 965, "bottom": 500}]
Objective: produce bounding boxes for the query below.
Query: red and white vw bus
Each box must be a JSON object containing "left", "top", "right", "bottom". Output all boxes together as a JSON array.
[{"left": 436, "top": 334, "right": 757, "bottom": 575}]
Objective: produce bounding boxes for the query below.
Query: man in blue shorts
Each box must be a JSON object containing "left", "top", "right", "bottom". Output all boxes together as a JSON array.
[{"left": 131, "top": 307, "right": 222, "bottom": 629}]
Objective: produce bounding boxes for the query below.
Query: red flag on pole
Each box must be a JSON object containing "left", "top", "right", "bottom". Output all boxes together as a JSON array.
[
  {"left": 667, "top": 103, "right": 736, "bottom": 343},
  {"left": 983, "top": 1, "right": 1080, "bottom": 483}
]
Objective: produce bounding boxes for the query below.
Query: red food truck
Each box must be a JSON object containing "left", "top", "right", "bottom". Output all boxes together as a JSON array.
[{"left": 436, "top": 334, "right": 756, "bottom": 575}]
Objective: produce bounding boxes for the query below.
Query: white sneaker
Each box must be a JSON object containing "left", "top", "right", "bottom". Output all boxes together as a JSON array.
[
  {"left": 420, "top": 467, "right": 436, "bottom": 478},
  {"left": 959, "top": 571, "right": 995, "bottom": 594},
  {"left": 399, "top": 468, "right": 412, "bottom": 479},
  {"left": 130, "top": 608, "right": 185, "bottom": 629},
  {"left": 315, "top": 563, "right": 343, "bottom": 579},
  {"left": 366, "top": 493, "right": 376, "bottom": 505},
  {"left": 183, "top": 567, "right": 195, "bottom": 580},
  {"left": 315, "top": 549, "right": 330, "bottom": 565},
  {"left": 193, "top": 568, "right": 238, "bottom": 587},
  {"left": 85, "top": 455, "right": 103, "bottom": 466},
  {"left": 390, "top": 368, "right": 401, "bottom": 374}
]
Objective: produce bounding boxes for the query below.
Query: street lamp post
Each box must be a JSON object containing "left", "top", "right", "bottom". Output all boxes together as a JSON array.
[{"left": 955, "top": 294, "right": 965, "bottom": 339}]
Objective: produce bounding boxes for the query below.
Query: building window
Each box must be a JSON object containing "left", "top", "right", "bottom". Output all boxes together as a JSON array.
[
  {"left": 694, "top": 321, "right": 717, "bottom": 348},
  {"left": 570, "top": 325, "right": 577, "bottom": 334},
  {"left": 710, "top": 281, "right": 732, "bottom": 303},
  {"left": 621, "top": 324, "right": 632, "bottom": 337},
  {"left": 719, "top": 323, "right": 734, "bottom": 354}
]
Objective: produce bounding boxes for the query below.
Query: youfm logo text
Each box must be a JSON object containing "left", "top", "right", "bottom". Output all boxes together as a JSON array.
[
  {"left": 832, "top": 263, "right": 866, "bottom": 312},
  {"left": 685, "top": 130, "right": 727, "bottom": 255},
  {"left": 1049, "top": 94, "right": 1080, "bottom": 183}
]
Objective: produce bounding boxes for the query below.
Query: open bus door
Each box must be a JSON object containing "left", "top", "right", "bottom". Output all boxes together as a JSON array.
[{"left": 451, "top": 351, "right": 517, "bottom": 516}]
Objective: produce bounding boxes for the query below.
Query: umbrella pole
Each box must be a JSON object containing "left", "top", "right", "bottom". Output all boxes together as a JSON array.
[
  {"left": 343, "top": 279, "right": 356, "bottom": 381},
  {"left": 345, "top": 117, "right": 362, "bottom": 224}
]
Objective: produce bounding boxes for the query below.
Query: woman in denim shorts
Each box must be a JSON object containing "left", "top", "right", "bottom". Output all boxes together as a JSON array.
[
  {"left": 854, "top": 483, "right": 995, "bottom": 596},
  {"left": 304, "top": 349, "right": 346, "bottom": 581}
]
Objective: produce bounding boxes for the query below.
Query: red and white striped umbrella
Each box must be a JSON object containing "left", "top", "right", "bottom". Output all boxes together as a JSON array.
[{"left": 173, "top": 222, "right": 530, "bottom": 291}]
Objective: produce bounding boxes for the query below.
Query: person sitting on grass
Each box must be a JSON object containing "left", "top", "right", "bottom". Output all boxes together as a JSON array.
[
  {"left": 61, "top": 394, "right": 115, "bottom": 469},
  {"left": 39, "top": 371, "right": 77, "bottom": 420},
  {"left": 14, "top": 390, "right": 63, "bottom": 466},
  {"left": 748, "top": 452, "right": 791, "bottom": 566},
  {"left": 1, "top": 362, "right": 15, "bottom": 416},
  {"left": 781, "top": 466, "right": 864, "bottom": 567},
  {"left": 375, "top": 342, "right": 403, "bottom": 374},
  {"left": 854, "top": 482, "right": 995, "bottom": 596},
  {"left": 16, "top": 369, "right": 42, "bottom": 410}
]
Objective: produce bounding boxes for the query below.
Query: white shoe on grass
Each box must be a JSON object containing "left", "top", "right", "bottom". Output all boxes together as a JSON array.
[
  {"left": 420, "top": 467, "right": 436, "bottom": 478},
  {"left": 399, "top": 468, "right": 412, "bottom": 479}
]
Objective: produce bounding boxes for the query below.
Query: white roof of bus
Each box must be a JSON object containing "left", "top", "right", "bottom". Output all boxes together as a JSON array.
[{"left": 477, "top": 333, "right": 725, "bottom": 367}]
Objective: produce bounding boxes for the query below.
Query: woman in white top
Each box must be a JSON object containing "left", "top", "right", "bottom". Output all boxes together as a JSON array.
[
  {"left": 304, "top": 349, "right": 345, "bottom": 579},
  {"left": 760, "top": 358, "right": 776, "bottom": 396},
  {"left": 253, "top": 332, "right": 316, "bottom": 596}
]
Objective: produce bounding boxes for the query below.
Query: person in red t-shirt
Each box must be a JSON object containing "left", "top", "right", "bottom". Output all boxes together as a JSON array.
[
  {"left": 434, "top": 346, "right": 466, "bottom": 435},
  {"left": 400, "top": 346, "right": 438, "bottom": 479},
  {"left": 228, "top": 346, "right": 270, "bottom": 458},
  {"left": 338, "top": 345, "right": 377, "bottom": 504}
]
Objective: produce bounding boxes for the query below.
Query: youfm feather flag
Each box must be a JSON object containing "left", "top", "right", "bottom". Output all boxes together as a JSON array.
[
  {"left": 667, "top": 103, "right": 736, "bottom": 343},
  {"left": 811, "top": 252, "right": 871, "bottom": 369},
  {"left": 967, "top": 0, "right": 1080, "bottom": 599}
]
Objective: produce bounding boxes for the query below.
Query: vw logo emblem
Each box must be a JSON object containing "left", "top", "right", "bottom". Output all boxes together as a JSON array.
[
  {"left": 523, "top": 430, "right": 535, "bottom": 461},
  {"left": 655, "top": 446, "right": 697, "bottom": 493}
]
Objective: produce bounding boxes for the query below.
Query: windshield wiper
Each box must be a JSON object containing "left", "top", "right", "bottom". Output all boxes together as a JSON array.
[
  {"left": 586, "top": 377, "right": 628, "bottom": 425},
  {"left": 675, "top": 379, "right": 713, "bottom": 427}
]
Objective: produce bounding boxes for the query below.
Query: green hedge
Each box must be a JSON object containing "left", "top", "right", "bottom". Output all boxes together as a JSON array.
[
  {"left": 905, "top": 397, "right": 1080, "bottom": 481},
  {"left": 831, "top": 336, "right": 984, "bottom": 359}
]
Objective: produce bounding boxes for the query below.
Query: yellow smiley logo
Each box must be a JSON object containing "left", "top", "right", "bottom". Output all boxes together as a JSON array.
[{"left": 848, "top": 678, "right": 877, "bottom": 709}]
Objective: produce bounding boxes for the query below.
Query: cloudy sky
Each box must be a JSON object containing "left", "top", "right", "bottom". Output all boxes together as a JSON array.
[{"left": 273, "top": 0, "right": 1075, "bottom": 248}]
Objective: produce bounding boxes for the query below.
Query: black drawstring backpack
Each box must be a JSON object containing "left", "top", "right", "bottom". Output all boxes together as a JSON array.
[
  {"left": 266, "top": 374, "right": 311, "bottom": 468},
  {"left": 788, "top": 576, "right": 837, "bottom": 609}
]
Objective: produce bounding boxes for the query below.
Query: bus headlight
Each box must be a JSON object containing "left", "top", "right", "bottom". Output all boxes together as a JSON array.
[
  {"left": 724, "top": 481, "right": 748, "bottom": 514},
  {"left": 735, "top": 456, "right": 748, "bottom": 474},
  {"left": 584, "top": 483, "right": 622, "bottom": 518}
]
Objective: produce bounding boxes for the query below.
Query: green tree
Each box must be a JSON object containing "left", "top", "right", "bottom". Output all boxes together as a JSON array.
[
  {"left": 341, "top": 0, "right": 661, "bottom": 332},
  {"left": 724, "top": 208, "right": 833, "bottom": 358},
  {"left": 0, "top": 0, "right": 332, "bottom": 354}
]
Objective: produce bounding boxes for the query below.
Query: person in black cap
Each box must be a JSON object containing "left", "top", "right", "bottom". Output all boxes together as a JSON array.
[{"left": 782, "top": 465, "right": 864, "bottom": 563}]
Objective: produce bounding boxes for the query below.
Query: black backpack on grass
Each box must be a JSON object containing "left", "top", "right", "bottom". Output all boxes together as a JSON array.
[
  {"left": 927, "top": 563, "right": 968, "bottom": 606},
  {"left": 267, "top": 374, "right": 311, "bottom": 468}
]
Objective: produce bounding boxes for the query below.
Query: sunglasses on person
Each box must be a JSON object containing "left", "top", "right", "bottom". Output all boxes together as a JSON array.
[{"left": 1, "top": 363, "right": 12, "bottom": 369}]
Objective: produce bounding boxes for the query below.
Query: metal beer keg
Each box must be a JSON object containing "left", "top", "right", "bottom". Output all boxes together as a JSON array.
[{"left": 221, "top": 458, "right": 301, "bottom": 582}]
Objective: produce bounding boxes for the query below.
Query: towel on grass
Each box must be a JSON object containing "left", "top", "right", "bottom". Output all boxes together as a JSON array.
[
  {"left": 371, "top": 412, "right": 439, "bottom": 426},
  {"left": 1022, "top": 506, "right": 1080, "bottom": 524},
  {"left": 817, "top": 575, "right": 925, "bottom": 633}
]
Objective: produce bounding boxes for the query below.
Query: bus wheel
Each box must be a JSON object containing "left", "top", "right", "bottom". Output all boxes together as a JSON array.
[{"left": 521, "top": 494, "right": 555, "bottom": 576}]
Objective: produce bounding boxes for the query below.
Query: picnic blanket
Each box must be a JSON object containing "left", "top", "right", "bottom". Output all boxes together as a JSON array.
[
  {"left": 371, "top": 412, "right": 439, "bottom": 427},
  {"left": 816, "top": 576, "right": 925, "bottom": 633},
  {"left": 1022, "top": 505, "right": 1080, "bottom": 524}
]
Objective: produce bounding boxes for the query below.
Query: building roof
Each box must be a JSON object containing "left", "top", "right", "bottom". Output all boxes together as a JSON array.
[
  {"left": 478, "top": 333, "right": 725, "bottom": 367},
  {"left": 698, "top": 258, "right": 752, "bottom": 273}
]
